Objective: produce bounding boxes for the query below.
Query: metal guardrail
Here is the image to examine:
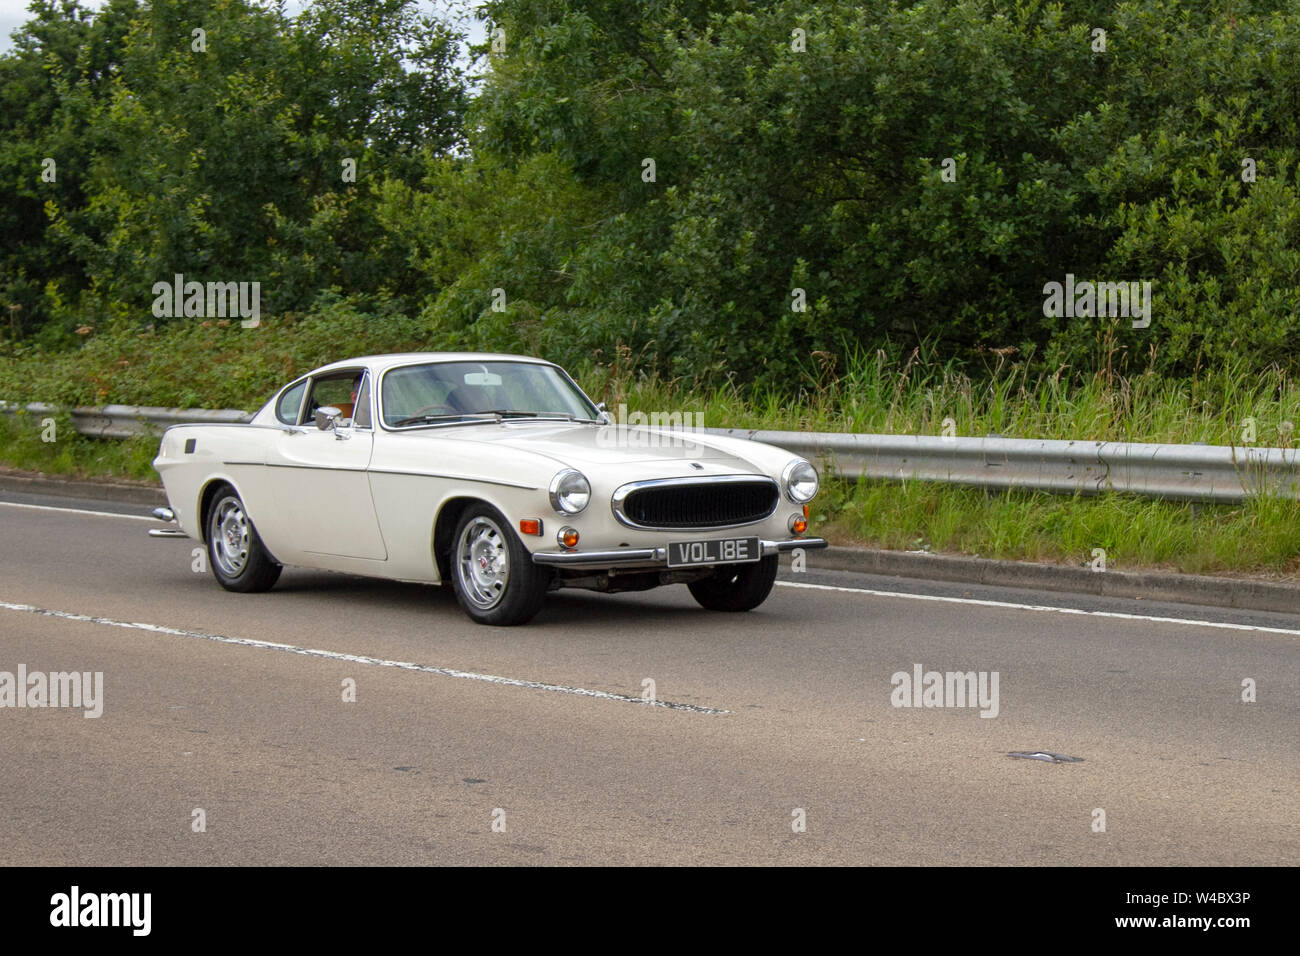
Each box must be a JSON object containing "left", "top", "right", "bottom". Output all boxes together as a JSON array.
[
  {"left": 702, "top": 429, "right": 1300, "bottom": 504},
  {"left": 0, "top": 401, "right": 251, "bottom": 439},
  {"left": 701, "top": 428, "right": 1300, "bottom": 503},
  {"left": 3, "top": 401, "right": 1299, "bottom": 502}
]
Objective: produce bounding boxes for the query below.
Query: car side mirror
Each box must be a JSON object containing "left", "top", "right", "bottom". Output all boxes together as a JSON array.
[
  {"left": 314, "top": 406, "right": 343, "bottom": 431},
  {"left": 595, "top": 402, "right": 613, "bottom": 425}
]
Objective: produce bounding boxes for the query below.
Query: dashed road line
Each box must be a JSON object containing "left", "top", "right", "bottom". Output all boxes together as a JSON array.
[{"left": 0, "top": 599, "right": 728, "bottom": 714}]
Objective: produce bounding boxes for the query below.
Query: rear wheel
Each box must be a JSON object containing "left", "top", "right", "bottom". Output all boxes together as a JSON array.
[
  {"left": 687, "top": 555, "right": 778, "bottom": 612},
  {"left": 450, "top": 504, "right": 551, "bottom": 626},
  {"left": 206, "top": 485, "right": 281, "bottom": 593}
]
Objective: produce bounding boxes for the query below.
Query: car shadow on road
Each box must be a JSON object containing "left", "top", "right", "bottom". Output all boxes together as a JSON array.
[{"left": 266, "top": 568, "right": 726, "bottom": 629}]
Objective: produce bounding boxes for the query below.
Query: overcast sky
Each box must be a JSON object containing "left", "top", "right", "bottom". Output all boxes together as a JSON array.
[
  {"left": 0, "top": 0, "right": 487, "bottom": 54},
  {"left": 0, "top": 0, "right": 32, "bottom": 47}
]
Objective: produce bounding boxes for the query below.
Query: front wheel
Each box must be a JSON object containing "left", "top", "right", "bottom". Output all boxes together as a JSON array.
[
  {"left": 206, "top": 485, "right": 282, "bottom": 593},
  {"left": 449, "top": 504, "right": 552, "bottom": 626},
  {"left": 687, "top": 555, "right": 778, "bottom": 612}
]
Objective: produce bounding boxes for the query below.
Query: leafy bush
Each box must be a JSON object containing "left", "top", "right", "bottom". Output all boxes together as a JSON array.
[{"left": 454, "top": 0, "right": 1300, "bottom": 381}]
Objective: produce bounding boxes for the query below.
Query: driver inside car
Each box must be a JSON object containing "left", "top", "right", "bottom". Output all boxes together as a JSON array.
[{"left": 331, "top": 375, "right": 360, "bottom": 423}]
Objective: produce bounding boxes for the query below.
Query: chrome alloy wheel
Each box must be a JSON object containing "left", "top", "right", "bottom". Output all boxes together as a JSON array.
[
  {"left": 456, "top": 515, "right": 510, "bottom": 610},
  {"left": 211, "top": 495, "right": 251, "bottom": 577}
]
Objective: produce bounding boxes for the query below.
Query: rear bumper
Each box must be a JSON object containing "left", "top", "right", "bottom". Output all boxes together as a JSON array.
[
  {"left": 147, "top": 506, "right": 189, "bottom": 538},
  {"left": 531, "top": 537, "right": 827, "bottom": 570}
]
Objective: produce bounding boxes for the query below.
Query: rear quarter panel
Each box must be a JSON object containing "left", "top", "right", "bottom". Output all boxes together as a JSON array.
[{"left": 153, "top": 424, "right": 278, "bottom": 545}]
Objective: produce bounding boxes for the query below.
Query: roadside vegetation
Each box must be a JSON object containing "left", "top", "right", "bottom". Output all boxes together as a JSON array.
[
  {"left": 0, "top": 411, "right": 158, "bottom": 483},
  {"left": 4, "top": 318, "right": 1300, "bottom": 447},
  {"left": 817, "top": 482, "right": 1300, "bottom": 578}
]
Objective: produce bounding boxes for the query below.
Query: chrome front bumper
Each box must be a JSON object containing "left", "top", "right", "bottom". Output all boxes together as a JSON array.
[{"left": 531, "top": 538, "right": 827, "bottom": 570}]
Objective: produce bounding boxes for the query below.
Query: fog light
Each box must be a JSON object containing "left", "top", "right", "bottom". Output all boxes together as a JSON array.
[
  {"left": 789, "top": 514, "right": 807, "bottom": 535},
  {"left": 519, "top": 518, "right": 542, "bottom": 536},
  {"left": 558, "top": 527, "right": 580, "bottom": 549}
]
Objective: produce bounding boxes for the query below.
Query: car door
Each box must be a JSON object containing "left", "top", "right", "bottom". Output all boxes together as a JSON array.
[{"left": 266, "top": 369, "right": 388, "bottom": 561}]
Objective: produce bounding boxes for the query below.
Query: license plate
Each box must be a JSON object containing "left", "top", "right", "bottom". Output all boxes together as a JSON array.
[{"left": 666, "top": 537, "right": 760, "bottom": 568}]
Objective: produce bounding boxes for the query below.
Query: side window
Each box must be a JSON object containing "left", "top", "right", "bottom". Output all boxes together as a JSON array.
[
  {"left": 354, "top": 373, "right": 372, "bottom": 429},
  {"left": 276, "top": 380, "right": 307, "bottom": 425},
  {"left": 308, "top": 376, "right": 354, "bottom": 415}
]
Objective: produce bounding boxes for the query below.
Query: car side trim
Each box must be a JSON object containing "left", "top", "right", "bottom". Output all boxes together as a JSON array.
[
  {"left": 367, "top": 468, "right": 539, "bottom": 490},
  {"left": 218, "top": 461, "right": 539, "bottom": 490}
]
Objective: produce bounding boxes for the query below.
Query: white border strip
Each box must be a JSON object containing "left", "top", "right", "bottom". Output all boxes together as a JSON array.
[
  {"left": 0, "top": 599, "right": 727, "bottom": 715},
  {"left": 776, "top": 581, "right": 1300, "bottom": 637}
]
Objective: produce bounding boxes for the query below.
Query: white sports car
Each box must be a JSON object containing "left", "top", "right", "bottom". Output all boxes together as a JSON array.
[{"left": 152, "top": 353, "right": 827, "bottom": 625}]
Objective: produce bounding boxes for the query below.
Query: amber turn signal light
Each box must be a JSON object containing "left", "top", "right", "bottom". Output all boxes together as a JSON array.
[
  {"left": 558, "top": 527, "right": 580, "bottom": 549},
  {"left": 789, "top": 514, "right": 807, "bottom": 535},
  {"left": 519, "top": 518, "right": 542, "bottom": 536}
]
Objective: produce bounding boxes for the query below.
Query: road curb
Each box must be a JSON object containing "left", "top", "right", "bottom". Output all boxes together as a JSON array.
[
  {"left": 816, "top": 547, "right": 1300, "bottom": 615},
  {"left": 0, "top": 469, "right": 166, "bottom": 506}
]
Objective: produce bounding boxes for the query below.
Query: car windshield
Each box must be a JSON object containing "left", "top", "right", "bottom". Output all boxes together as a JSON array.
[{"left": 381, "top": 360, "right": 600, "bottom": 428}]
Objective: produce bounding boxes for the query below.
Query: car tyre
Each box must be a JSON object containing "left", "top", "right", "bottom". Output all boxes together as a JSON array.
[
  {"left": 687, "top": 555, "right": 778, "bottom": 612},
  {"left": 206, "top": 484, "right": 282, "bottom": 593},
  {"left": 450, "top": 503, "right": 552, "bottom": 626}
]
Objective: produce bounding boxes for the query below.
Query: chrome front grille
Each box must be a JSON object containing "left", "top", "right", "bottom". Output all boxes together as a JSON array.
[{"left": 611, "top": 476, "right": 780, "bottom": 530}]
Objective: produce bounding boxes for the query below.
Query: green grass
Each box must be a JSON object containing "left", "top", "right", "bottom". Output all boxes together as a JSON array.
[
  {"left": 0, "top": 411, "right": 160, "bottom": 482},
  {"left": 814, "top": 479, "right": 1300, "bottom": 578},
  {"left": 3, "top": 318, "right": 1299, "bottom": 448},
  {"left": 0, "top": 303, "right": 428, "bottom": 410},
  {"left": 2, "top": 319, "right": 1298, "bottom": 577},
  {"left": 588, "top": 342, "right": 1300, "bottom": 448}
]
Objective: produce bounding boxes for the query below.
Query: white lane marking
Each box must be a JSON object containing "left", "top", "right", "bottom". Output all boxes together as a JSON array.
[
  {"left": 0, "top": 501, "right": 156, "bottom": 522},
  {"left": 0, "top": 599, "right": 727, "bottom": 715},
  {"left": 776, "top": 581, "right": 1300, "bottom": 637}
]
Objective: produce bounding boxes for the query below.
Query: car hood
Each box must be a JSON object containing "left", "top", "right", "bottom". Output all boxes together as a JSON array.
[{"left": 444, "top": 421, "right": 755, "bottom": 467}]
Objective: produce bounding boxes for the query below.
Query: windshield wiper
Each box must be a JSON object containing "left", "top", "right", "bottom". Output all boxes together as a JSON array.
[
  {"left": 480, "top": 410, "right": 579, "bottom": 421},
  {"left": 393, "top": 410, "right": 598, "bottom": 427},
  {"left": 391, "top": 412, "right": 496, "bottom": 426}
]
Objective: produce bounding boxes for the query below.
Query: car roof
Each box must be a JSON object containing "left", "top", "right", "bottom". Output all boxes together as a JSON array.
[{"left": 309, "top": 353, "right": 556, "bottom": 377}]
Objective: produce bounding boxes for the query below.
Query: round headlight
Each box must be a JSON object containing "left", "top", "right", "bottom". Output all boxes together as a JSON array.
[
  {"left": 549, "top": 469, "right": 591, "bottom": 515},
  {"left": 782, "top": 459, "right": 819, "bottom": 503}
]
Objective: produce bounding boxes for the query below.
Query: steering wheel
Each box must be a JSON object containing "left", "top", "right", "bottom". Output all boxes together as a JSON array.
[{"left": 407, "top": 403, "right": 460, "bottom": 417}]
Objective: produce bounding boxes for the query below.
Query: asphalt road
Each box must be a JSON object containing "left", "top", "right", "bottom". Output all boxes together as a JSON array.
[{"left": 1, "top": 490, "right": 1296, "bottom": 865}]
